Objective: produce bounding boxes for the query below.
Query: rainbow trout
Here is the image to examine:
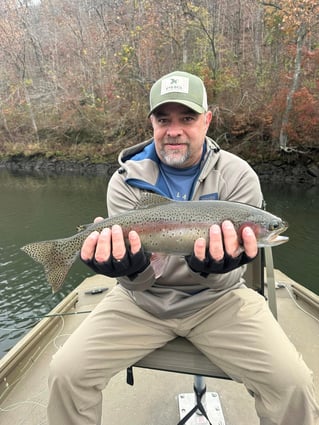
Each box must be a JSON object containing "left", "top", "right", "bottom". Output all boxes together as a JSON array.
[{"left": 21, "top": 193, "right": 288, "bottom": 293}]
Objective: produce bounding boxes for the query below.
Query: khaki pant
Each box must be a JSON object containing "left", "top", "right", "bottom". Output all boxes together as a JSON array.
[{"left": 47, "top": 286, "right": 319, "bottom": 425}]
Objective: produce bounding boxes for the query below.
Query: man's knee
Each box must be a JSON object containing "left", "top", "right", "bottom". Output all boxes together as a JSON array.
[
  {"left": 256, "top": 362, "right": 318, "bottom": 425},
  {"left": 280, "top": 356, "right": 313, "bottom": 390},
  {"left": 49, "top": 347, "right": 83, "bottom": 389}
]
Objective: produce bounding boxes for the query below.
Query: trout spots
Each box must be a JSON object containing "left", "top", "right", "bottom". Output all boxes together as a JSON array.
[{"left": 21, "top": 196, "right": 288, "bottom": 292}]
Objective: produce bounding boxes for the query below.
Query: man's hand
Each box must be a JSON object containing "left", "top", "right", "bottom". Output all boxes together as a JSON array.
[
  {"left": 80, "top": 220, "right": 150, "bottom": 280},
  {"left": 194, "top": 220, "right": 257, "bottom": 261},
  {"left": 186, "top": 220, "right": 258, "bottom": 276},
  {"left": 80, "top": 220, "right": 141, "bottom": 262}
]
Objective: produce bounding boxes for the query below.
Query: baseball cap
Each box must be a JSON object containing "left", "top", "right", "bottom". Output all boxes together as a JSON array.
[{"left": 149, "top": 71, "right": 208, "bottom": 116}]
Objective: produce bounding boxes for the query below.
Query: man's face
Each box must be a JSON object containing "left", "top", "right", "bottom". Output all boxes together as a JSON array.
[{"left": 150, "top": 103, "right": 212, "bottom": 168}]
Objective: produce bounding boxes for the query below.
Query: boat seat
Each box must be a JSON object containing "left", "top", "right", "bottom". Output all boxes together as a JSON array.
[
  {"left": 133, "top": 336, "right": 230, "bottom": 380},
  {"left": 127, "top": 247, "right": 277, "bottom": 424}
]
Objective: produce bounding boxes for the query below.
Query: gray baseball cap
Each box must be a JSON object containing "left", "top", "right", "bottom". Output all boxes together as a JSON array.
[{"left": 149, "top": 71, "right": 208, "bottom": 115}]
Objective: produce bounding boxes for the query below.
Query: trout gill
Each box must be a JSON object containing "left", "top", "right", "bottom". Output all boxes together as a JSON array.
[{"left": 21, "top": 193, "right": 288, "bottom": 293}]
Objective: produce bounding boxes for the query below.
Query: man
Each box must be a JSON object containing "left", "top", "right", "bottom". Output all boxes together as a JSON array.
[{"left": 48, "top": 71, "right": 319, "bottom": 425}]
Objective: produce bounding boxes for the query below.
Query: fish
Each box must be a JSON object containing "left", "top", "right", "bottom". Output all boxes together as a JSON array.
[{"left": 21, "top": 192, "right": 288, "bottom": 293}]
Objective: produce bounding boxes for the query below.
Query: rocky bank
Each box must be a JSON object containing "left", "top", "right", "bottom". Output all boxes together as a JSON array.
[{"left": 0, "top": 150, "right": 318, "bottom": 185}]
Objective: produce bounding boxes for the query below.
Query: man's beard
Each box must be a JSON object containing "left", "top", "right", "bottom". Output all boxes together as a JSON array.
[{"left": 159, "top": 145, "right": 191, "bottom": 168}]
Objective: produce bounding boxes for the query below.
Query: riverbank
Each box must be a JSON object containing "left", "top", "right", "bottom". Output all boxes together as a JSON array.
[
  {"left": 0, "top": 148, "right": 318, "bottom": 185},
  {"left": 0, "top": 154, "right": 118, "bottom": 177}
]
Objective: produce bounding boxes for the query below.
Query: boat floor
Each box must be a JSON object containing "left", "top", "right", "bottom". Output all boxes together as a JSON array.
[{"left": 0, "top": 271, "right": 318, "bottom": 425}]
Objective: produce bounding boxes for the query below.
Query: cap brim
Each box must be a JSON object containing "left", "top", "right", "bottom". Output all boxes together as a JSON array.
[{"left": 149, "top": 99, "right": 206, "bottom": 117}]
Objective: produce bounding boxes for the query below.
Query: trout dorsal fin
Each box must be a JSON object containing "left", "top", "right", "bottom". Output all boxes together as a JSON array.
[{"left": 136, "top": 192, "right": 172, "bottom": 209}]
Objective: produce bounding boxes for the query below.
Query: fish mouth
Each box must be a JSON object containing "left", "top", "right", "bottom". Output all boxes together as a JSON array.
[
  {"left": 257, "top": 221, "right": 289, "bottom": 247},
  {"left": 258, "top": 233, "right": 289, "bottom": 248},
  {"left": 266, "top": 222, "right": 289, "bottom": 246},
  {"left": 267, "top": 234, "right": 289, "bottom": 246}
]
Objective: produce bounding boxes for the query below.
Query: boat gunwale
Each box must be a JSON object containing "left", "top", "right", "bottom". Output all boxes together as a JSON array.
[{"left": 0, "top": 289, "right": 78, "bottom": 401}]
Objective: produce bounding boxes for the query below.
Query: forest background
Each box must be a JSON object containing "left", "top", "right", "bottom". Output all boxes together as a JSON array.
[{"left": 0, "top": 0, "right": 319, "bottom": 168}]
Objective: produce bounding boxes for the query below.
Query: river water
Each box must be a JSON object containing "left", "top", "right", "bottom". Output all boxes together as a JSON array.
[{"left": 0, "top": 169, "right": 318, "bottom": 358}]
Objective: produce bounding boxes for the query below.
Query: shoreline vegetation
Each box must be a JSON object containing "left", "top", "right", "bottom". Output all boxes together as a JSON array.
[
  {"left": 1, "top": 1, "right": 319, "bottom": 186},
  {"left": 0, "top": 140, "right": 318, "bottom": 185}
]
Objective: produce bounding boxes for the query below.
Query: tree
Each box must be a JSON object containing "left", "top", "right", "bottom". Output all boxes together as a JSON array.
[
  {"left": 261, "top": 0, "right": 319, "bottom": 150},
  {"left": 0, "top": 0, "right": 318, "bottom": 152}
]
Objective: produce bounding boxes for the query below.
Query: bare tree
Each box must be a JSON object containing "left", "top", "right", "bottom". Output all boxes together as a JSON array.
[{"left": 261, "top": 0, "right": 319, "bottom": 150}]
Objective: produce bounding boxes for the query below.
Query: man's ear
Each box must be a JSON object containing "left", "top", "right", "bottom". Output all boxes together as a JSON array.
[{"left": 205, "top": 110, "right": 213, "bottom": 128}]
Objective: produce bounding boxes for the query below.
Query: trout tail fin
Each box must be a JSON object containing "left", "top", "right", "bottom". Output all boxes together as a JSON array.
[{"left": 21, "top": 238, "right": 79, "bottom": 293}]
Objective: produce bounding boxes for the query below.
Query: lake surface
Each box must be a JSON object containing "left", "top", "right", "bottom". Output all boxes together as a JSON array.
[{"left": 0, "top": 169, "right": 318, "bottom": 358}]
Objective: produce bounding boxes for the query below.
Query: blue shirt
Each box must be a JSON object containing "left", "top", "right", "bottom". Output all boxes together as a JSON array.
[{"left": 158, "top": 162, "right": 201, "bottom": 201}]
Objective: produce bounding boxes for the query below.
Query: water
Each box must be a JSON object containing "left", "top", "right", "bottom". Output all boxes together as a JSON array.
[
  {"left": 261, "top": 182, "right": 318, "bottom": 295},
  {"left": 0, "top": 169, "right": 318, "bottom": 358},
  {"left": 0, "top": 169, "right": 107, "bottom": 358}
]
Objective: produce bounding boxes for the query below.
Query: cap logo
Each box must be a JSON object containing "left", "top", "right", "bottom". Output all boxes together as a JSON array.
[{"left": 160, "top": 76, "right": 189, "bottom": 95}]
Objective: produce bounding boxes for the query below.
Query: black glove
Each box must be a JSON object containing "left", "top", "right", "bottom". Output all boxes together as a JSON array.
[
  {"left": 81, "top": 247, "right": 151, "bottom": 281},
  {"left": 185, "top": 250, "right": 257, "bottom": 277}
]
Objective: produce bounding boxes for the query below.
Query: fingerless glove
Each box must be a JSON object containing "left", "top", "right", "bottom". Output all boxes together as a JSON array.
[
  {"left": 185, "top": 250, "right": 257, "bottom": 277},
  {"left": 82, "top": 247, "right": 151, "bottom": 281}
]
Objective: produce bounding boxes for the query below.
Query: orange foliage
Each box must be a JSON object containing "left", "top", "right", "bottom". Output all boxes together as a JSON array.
[
  {"left": 289, "top": 88, "right": 319, "bottom": 145},
  {"left": 267, "top": 87, "right": 319, "bottom": 146}
]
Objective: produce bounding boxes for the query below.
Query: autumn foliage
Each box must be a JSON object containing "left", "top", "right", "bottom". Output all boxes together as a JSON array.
[
  {"left": 0, "top": 0, "right": 318, "bottom": 160},
  {"left": 261, "top": 87, "right": 315, "bottom": 144}
]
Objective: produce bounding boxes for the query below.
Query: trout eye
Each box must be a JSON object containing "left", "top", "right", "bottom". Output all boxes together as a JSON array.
[{"left": 268, "top": 220, "right": 280, "bottom": 231}]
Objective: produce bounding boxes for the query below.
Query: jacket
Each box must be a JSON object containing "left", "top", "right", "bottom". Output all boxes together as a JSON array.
[{"left": 106, "top": 137, "right": 263, "bottom": 319}]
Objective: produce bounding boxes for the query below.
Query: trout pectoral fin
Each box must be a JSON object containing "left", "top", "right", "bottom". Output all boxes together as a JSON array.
[{"left": 76, "top": 223, "right": 93, "bottom": 232}]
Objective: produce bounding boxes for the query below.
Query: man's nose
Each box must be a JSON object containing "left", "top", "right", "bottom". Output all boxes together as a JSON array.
[{"left": 166, "top": 121, "right": 182, "bottom": 137}]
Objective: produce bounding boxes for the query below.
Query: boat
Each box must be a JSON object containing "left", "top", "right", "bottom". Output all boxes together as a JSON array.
[{"left": 0, "top": 249, "right": 318, "bottom": 425}]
